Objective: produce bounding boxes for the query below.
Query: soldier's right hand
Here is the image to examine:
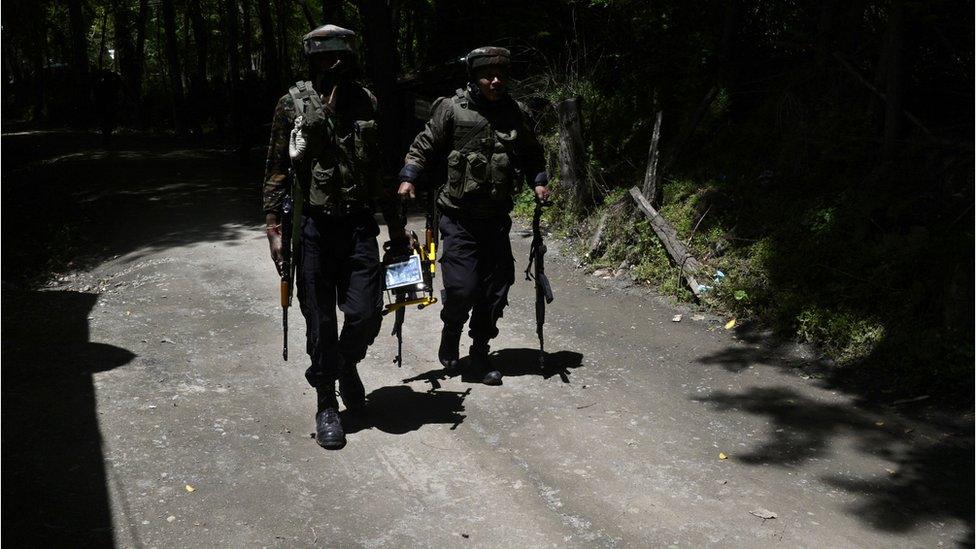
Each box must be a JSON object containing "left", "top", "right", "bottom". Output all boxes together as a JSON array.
[
  {"left": 267, "top": 224, "right": 285, "bottom": 275},
  {"left": 397, "top": 181, "right": 416, "bottom": 201}
]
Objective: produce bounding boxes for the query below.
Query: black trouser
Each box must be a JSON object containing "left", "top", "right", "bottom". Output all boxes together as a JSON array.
[
  {"left": 439, "top": 212, "right": 515, "bottom": 345},
  {"left": 297, "top": 211, "right": 383, "bottom": 388}
]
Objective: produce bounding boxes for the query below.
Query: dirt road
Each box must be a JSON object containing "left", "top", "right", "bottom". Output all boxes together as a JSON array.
[{"left": 3, "top": 133, "right": 971, "bottom": 547}]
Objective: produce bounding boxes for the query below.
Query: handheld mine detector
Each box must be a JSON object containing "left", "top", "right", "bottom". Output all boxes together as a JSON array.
[
  {"left": 382, "top": 200, "right": 438, "bottom": 367},
  {"left": 525, "top": 199, "right": 554, "bottom": 367}
]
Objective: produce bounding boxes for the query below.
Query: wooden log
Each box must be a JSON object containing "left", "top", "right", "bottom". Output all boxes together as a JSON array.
[
  {"left": 641, "top": 111, "right": 663, "bottom": 204},
  {"left": 629, "top": 187, "right": 706, "bottom": 298},
  {"left": 557, "top": 97, "right": 590, "bottom": 213}
]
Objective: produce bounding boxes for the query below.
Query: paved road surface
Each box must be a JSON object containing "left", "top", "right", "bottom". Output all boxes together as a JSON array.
[{"left": 3, "top": 135, "right": 972, "bottom": 547}]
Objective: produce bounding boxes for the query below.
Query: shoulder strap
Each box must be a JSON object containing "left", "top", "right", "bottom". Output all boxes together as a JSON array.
[
  {"left": 451, "top": 93, "right": 490, "bottom": 154},
  {"left": 288, "top": 80, "right": 327, "bottom": 125}
]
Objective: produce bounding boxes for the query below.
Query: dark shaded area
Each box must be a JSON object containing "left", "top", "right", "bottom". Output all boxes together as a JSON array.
[
  {"left": 343, "top": 385, "right": 470, "bottom": 435},
  {"left": 698, "top": 321, "right": 973, "bottom": 407},
  {"left": 696, "top": 385, "right": 973, "bottom": 540},
  {"left": 1, "top": 290, "right": 136, "bottom": 547},
  {"left": 2, "top": 130, "right": 262, "bottom": 288},
  {"left": 1, "top": 130, "right": 264, "bottom": 547},
  {"left": 402, "top": 348, "right": 584, "bottom": 389}
]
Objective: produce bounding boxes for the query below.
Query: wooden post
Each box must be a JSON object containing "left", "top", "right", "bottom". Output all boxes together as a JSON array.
[
  {"left": 557, "top": 97, "right": 590, "bottom": 214},
  {"left": 629, "top": 187, "right": 706, "bottom": 298},
  {"left": 641, "top": 111, "right": 663, "bottom": 205}
]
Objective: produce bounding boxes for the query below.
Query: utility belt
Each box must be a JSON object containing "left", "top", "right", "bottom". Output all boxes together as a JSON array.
[{"left": 302, "top": 202, "right": 371, "bottom": 218}]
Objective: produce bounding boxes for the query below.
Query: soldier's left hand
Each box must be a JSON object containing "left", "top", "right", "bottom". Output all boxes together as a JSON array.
[{"left": 534, "top": 185, "right": 550, "bottom": 202}]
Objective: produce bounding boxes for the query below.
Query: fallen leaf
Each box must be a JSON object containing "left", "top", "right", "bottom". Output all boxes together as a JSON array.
[
  {"left": 692, "top": 314, "right": 706, "bottom": 321},
  {"left": 166, "top": 515, "right": 176, "bottom": 523},
  {"left": 719, "top": 452, "right": 728, "bottom": 460},
  {"left": 672, "top": 314, "right": 682, "bottom": 322},
  {"left": 185, "top": 484, "right": 195, "bottom": 492},
  {"left": 724, "top": 319, "right": 736, "bottom": 330},
  {"left": 903, "top": 428, "right": 915, "bottom": 434},
  {"left": 884, "top": 468, "right": 898, "bottom": 476},
  {"left": 750, "top": 508, "right": 777, "bottom": 520},
  {"left": 874, "top": 421, "right": 885, "bottom": 427}
]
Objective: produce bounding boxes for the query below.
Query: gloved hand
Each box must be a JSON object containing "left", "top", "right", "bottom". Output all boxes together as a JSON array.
[
  {"left": 289, "top": 115, "right": 308, "bottom": 162},
  {"left": 382, "top": 231, "right": 418, "bottom": 263},
  {"left": 266, "top": 213, "right": 284, "bottom": 275}
]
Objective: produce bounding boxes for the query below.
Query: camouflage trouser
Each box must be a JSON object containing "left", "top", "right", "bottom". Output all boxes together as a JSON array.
[
  {"left": 438, "top": 213, "right": 515, "bottom": 346},
  {"left": 297, "top": 211, "right": 383, "bottom": 388}
]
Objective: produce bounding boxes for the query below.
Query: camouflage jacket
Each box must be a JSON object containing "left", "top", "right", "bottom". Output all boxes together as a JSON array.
[
  {"left": 262, "top": 81, "right": 393, "bottom": 217},
  {"left": 399, "top": 86, "right": 548, "bottom": 219}
]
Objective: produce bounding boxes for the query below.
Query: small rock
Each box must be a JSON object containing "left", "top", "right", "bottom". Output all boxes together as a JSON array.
[
  {"left": 592, "top": 268, "right": 612, "bottom": 277},
  {"left": 161, "top": 338, "right": 175, "bottom": 344},
  {"left": 692, "top": 314, "right": 706, "bottom": 321},
  {"left": 166, "top": 515, "right": 176, "bottom": 523},
  {"left": 672, "top": 314, "right": 682, "bottom": 322},
  {"left": 750, "top": 508, "right": 777, "bottom": 520}
]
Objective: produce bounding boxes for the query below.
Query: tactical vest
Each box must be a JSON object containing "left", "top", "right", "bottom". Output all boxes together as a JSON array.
[
  {"left": 288, "top": 80, "right": 378, "bottom": 212},
  {"left": 436, "top": 89, "right": 524, "bottom": 215}
]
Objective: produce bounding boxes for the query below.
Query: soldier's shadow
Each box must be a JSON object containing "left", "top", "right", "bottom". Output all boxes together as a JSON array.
[
  {"left": 402, "top": 348, "right": 584, "bottom": 388},
  {"left": 342, "top": 385, "right": 469, "bottom": 435}
]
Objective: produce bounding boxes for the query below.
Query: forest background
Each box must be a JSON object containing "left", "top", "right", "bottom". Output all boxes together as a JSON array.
[{"left": 2, "top": 0, "right": 973, "bottom": 401}]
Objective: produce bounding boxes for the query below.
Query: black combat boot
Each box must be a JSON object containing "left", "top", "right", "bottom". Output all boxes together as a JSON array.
[
  {"left": 438, "top": 325, "right": 463, "bottom": 371},
  {"left": 469, "top": 342, "right": 501, "bottom": 385},
  {"left": 314, "top": 383, "right": 346, "bottom": 450},
  {"left": 337, "top": 360, "right": 366, "bottom": 411}
]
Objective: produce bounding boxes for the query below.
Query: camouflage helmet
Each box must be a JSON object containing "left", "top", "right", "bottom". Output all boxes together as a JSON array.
[
  {"left": 465, "top": 47, "right": 511, "bottom": 75},
  {"left": 303, "top": 24, "right": 357, "bottom": 57}
]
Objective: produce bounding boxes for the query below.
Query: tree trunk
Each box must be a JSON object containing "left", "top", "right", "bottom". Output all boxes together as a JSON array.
[
  {"left": 557, "top": 97, "right": 591, "bottom": 214},
  {"left": 257, "top": 0, "right": 280, "bottom": 92},
  {"left": 222, "top": 0, "right": 242, "bottom": 136},
  {"left": 97, "top": 10, "right": 109, "bottom": 71},
  {"left": 881, "top": 0, "right": 905, "bottom": 155},
  {"left": 188, "top": 0, "right": 211, "bottom": 133},
  {"left": 160, "top": 0, "right": 186, "bottom": 133},
  {"left": 629, "top": 187, "right": 706, "bottom": 299},
  {"left": 67, "top": 0, "right": 91, "bottom": 126},
  {"left": 223, "top": 0, "right": 241, "bottom": 85},
  {"left": 641, "top": 111, "right": 663, "bottom": 205},
  {"left": 241, "top": 0, "right": 254, "bottom": 71},
  {"left": 133, "top": 0, "right": 150, "bottom": 126},
  {"left": 357, "top": 0, "right": 402, "bottom": 172},
  {"left": 296, "top": 0, "right": 317, "bottom": 28},
  {"left": 323, "top": 0, "right": 346, "bottom": 25},
  {"left": 274, "top": 0, "right": 292, "bottom": 81}
]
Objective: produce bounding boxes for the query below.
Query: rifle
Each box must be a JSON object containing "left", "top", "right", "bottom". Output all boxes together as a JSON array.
[
  {"left": 279, "top": 193, "right": 294, "bottom": 361},
  {"left": 524, "top": 200, "right": 554, "bottom": 367},
  {"left": 279, "top": 167, "right": 304, "bottom": 361}
]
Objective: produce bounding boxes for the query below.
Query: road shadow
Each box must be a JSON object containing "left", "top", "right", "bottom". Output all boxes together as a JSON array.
[
  {"left": 695, "top": 386, "right": 974, "bottom": 541},
  {"left": 2, "top": 131, "right": 262, "bottom": 288},
  {"left": 2, "top": 290, "right": 137, "bottom": 547},
  {"left": 343, "top": 385, "right": 470, "bottom": 435},
  {"left": 402, "top": 348, "right": 584, "bottom": 389}
]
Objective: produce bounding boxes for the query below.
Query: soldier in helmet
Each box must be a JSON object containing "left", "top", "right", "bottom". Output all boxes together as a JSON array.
[
  {"left": 263, "top": 25, "right": 407, "bottom": 449},
  {"left": 397, "top": 47, "right": 550, "bottom": 385}
]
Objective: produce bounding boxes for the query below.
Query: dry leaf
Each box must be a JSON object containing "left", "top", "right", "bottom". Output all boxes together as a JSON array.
[
  {"left": 185, "top": 484, "right": 195, "bottom": 492},
  {"left": 719, "top": 452, "right": 728, "bottom": 460},
  {"left": 874, "top": 421, "right": 885, "bottom": 427},
  {"left": 724, "top": 319, "right": 736, "bottom": 330}
]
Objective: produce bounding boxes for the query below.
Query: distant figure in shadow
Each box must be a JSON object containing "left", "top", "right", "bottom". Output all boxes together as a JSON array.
[
  {"left": 2, "top": 290, "right": 136, "bottom": 547},
  {"left": 93, "top": 69, "right": 121, "bottom": 147}
]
